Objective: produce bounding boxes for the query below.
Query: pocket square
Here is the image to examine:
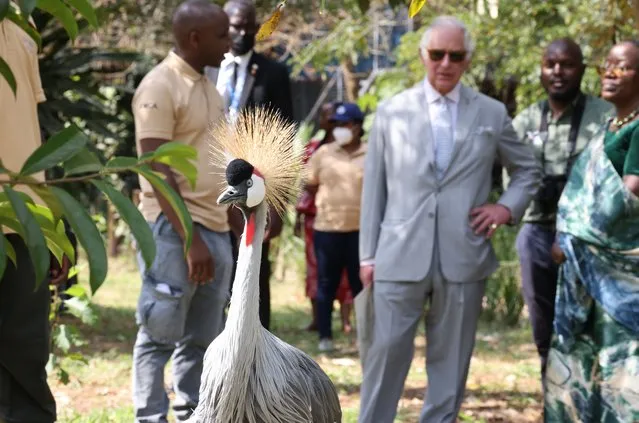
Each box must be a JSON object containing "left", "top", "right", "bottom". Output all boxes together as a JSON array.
[{"left": 475, "top": 126, "right": 494, "bottom": 136}]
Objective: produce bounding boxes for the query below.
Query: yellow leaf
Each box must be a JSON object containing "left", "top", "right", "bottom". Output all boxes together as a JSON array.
[
  {"left": 256, "top": 1, "right": 286, "bottom": 42},
  {"left": 408, "top": 0, "right": 427, "bottom": 18}
]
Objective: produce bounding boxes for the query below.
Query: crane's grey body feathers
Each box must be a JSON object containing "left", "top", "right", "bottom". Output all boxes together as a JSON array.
[{"left": 190, "top": 116, "right": 343, "bottom": 423}]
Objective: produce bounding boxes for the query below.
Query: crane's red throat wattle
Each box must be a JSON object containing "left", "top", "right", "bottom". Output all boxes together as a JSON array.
[{"left": 245, "top": 213, "right": 256, "bottom": 246}]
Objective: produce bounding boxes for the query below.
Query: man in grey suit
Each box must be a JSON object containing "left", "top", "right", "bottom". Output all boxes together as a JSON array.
[{"left": 358, "top": 16, "right": 541, "bottom": 423}]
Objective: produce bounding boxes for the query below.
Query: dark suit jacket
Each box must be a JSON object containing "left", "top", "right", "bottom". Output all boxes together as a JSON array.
[{"left": 205, "top": 51, "right": 294, "bottom": 124}]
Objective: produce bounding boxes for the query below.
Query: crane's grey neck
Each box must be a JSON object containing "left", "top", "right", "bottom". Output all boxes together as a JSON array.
[{"left": 225, "top": 202, "right": 268, "bottom": 332}]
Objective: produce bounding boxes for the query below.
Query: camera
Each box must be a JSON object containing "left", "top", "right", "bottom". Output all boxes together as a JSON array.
[{"left": 535, "top": 174, "right": 568, "bottom": 214}]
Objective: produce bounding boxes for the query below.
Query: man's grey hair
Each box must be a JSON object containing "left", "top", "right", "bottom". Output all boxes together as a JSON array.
[{"left": 419, "top": 16, "right": 475, "bottom": 59}]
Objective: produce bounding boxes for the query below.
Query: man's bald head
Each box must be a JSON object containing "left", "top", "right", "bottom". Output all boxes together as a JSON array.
[
  {"left": 223, "top": 0, "right": 256, "bottom": 19},
  {"left": 170, "top": 0, "right": 230, "bottom": 71},
  {"left": 541, "top": 37, "right": 585, "bottom": 102},
  {"left": 544, "top": 38, "right": 584, "bottom": 64}
]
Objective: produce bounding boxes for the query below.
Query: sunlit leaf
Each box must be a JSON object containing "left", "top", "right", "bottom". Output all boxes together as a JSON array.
[
  {"left": 0, "top": 56, "right": 16, "bottom": 98},
  {"left": 63, "top": 148, "right": 102, "bottom": 176},
  {"left": 30, "top": 184, "right": 65, "bottom": 219},
  {"left": 63, "top": 296, "right": 97, "bottom": 325},
  {"left": 21, "top": 125, "right": 88, "bottom": 175},
  {"left": 408, "top": 0, "right": 427, "bottom": 18},
  {"left": 37, "top": 0, "right": 79, "bottom": 41},
  {"left": 92, "top": 180, "right": 155, "bottom": 269},
  {"left": 256, "top": 1, "right": 285, "bottom": 41},
  {"left": 50, "top": 187, "right": 107, "bottom": 294},
  {"left": 0, "top": 231, "right": 7, "bottom": 279},
  {"left": 154, "top": 156, "right": 198, "bottom": 190},
  {"left": 17, "top": 0, "right": 36, "bottom": 16},
  {"left": 3, "top": 186, "right": 49, "bottom": 288},
  {"left": 3, "top": 234, "right": 16, "bottom": 266},
  {"left": 133, "top": 165, "right": 193, "bottom": 253},
  {"left": 105, "top": 156, "right": 138, "bottom": 169},
  {"left": 65, "top": 0, "right": 99, "bottom": 28}
]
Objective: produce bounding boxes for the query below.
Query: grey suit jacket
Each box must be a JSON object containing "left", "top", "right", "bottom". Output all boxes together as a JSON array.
[{"left": 359, "top": 83, "right": 541, "bottom": 283}]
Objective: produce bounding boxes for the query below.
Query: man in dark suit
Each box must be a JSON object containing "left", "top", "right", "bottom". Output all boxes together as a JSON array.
[{"left": 205, "top": 0, "right": 294, "bottom": 331}]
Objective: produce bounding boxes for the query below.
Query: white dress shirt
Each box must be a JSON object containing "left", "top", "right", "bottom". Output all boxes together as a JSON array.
[
  {"left": 215, "top": 50, "right": 253, "bottom": 119},
  {"left": 359, "top": 79, "right": 462, "bottom": 268}
]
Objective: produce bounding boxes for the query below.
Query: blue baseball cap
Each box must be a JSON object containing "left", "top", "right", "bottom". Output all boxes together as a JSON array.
[{"left": 330, "top": 103, "right": 364, "bottom": 123}]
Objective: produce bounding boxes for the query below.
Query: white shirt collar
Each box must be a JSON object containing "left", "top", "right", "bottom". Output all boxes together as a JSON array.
[
  {"left": 221, "top": 50, "right": 253, "bottom": 68},
  {"left": 424, "top": 78, "right": 461, "bottom": 105}
]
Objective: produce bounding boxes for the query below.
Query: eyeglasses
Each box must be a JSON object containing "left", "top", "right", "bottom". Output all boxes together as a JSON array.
[
  {"left": 596, "top": 63, "right": 637, "bottom": 77},
  {"left": 427, "top": 49, "right": 467, "bottom": 63}
]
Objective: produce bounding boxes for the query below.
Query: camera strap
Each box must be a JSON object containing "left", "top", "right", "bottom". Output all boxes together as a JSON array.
[{"left": 539, "top": 93, "right": 586, "bottom": 174}]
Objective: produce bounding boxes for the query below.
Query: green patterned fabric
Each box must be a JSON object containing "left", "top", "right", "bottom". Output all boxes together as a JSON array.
[
  {"left": 544, "top": 125, "right": 639, "bottom": 422},
  {"left": 604, "top": 119, "right": 639, "bottom": 177},
  {"left": 510, "top": 95, "right": 613, "bottom": 226}
]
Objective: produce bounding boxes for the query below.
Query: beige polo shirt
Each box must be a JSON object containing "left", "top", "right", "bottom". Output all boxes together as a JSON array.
[
  {"left": 133, "top": 51, "right": 229, "bottom": 232},
  {"left": 307, "top": 142, "right": 367, "bottom": 232},
  {"left": 0, "top": 19, "right": 46, "bottom": 236}
]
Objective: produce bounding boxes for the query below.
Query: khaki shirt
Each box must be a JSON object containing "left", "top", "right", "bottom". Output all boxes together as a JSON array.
[
  {"left": 133, "top": 51, "right": 229, "bottom": 232},
  {"left": 509, "top": 94, "right": 613, "bottom": 225},
  {"left": 307, "top": 142, "right": 367, "bottom": 232},
  {"left": 0, "top": 19, "right": 46, "bottom": 235}
]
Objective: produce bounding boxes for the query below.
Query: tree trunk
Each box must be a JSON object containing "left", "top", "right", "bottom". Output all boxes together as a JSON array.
[{"left": 340, "top": 58, "right": 360, "bottom": 102}]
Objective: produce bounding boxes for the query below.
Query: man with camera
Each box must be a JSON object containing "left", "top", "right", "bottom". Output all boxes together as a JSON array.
[{"left": 510, "top": 38, "right": 612, "bottom": 385}]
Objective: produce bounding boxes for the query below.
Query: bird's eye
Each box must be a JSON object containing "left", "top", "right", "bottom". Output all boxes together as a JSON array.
[{"left": 246, "top": 179, "right": 253, "bottom": 187}]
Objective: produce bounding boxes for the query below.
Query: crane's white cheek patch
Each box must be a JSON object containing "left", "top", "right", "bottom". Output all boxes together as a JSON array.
[{"left": 246, "top": 175, "right": 266, "bottom": 208}]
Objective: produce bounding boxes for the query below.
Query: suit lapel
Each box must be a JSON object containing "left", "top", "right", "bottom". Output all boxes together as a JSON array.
[
  {"left": 414, "top": 84, "right": 435, "bottom": 171},
  {"left": 446, "top": 86, "right": 479, "bottom": 173},
  {"left": 238, "top": 54, "right": 258, "bottom": 110}
]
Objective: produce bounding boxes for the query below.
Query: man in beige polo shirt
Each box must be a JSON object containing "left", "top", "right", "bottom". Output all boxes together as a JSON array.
[
  {"left": 306, "top": 102, "right": 366, "bottom": 352},
  {"left": 130, "top": 1, "right": 233, "bottom": 421},
  {"left": 0, "top": 16, "right": 70, "bottom": 423}
]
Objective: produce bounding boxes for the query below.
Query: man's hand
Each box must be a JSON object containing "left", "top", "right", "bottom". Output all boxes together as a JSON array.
[
  {"left": 50, "top": 255, "right": 71, "bottom": 286},
  {"left": 469, "top": 204, "right": 512, "bottom": 239},
  {"left": 187, "top": 230, "right": 214, "bottom": 285},
  {"left": 551, "top": 242, "right": 566, "bottom": 264},
  {"left": 360, "top": 265, "right": 375, "bottom": 288}
]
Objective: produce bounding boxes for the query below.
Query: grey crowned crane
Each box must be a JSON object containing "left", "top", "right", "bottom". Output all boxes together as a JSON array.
[{"left": 188, "top": 108, "right": 342, "bottom": 423}]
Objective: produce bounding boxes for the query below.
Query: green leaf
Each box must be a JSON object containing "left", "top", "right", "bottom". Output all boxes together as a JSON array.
[
  {"left": 54, "top": 324, "right": 71, "bottom": 352},
  {"left": 21, "top": 125, "right": 88, "bottom": 175},
  {"left": 63, "top": 296, "right": 97, "bottom": 325},
  {"left": 17, "top": 0, "right": 36, "bottom": 16},
  {"left": 3, "top": 186, "right": 49, "bottom": 288},
  {"left": 63, "top": 148, "right": 102, "bottom": 176},
  {"left": 65, "top": 0, "right": 98, "bottom": 28},
  {"left": 65, "top": 352, "right": 88, "bottom": 365},
  {"left": 133, "top": 165, "right": 193, "bottom": 252},
  {"left": 37, "top": 0, "right": 79, "bottom": 41},
  {"left": 63, "top": 284, "right": 86, "bottom": 298},
  {"left": 0, "top": 0, "right": 9, "bottom": 20},
  {"left": 49, "top": 187, "right": 107, "bottom": 294},
  {"left": 6, "top": 7, "right": 41, "bottom": 49},
  {"left": 0, "top": 232, "right": 7, "bottom": 280},
  {"left": 0, "top": 56, "right": 16, "bottom": 98},
  {"left": 92, "top": 180, "right": 155, "bottom": 269},
  {"left": 4, "top": 235, "right": 16, "bottom": 266},
  {"left": 152, "top": 143, "right": 198, "bottom": 160},
  {"left": 57, "top": 367, "right": 69, "bottom": 385},
  {"left": 154, "top": 156, "right": 198, "bottom": 190},
  {"left": 30, "top": 184, "right": 65, "bottom": 219},
  {"left": 0, "top": 191, "right": 35, "bottom": 205},
  {"left": 105, "top": 156, "right": 138, "bottom": 169}
]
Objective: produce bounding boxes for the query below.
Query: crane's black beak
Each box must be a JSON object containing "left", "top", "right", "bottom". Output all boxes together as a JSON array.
[{"left": 217, "top": 184, "right": 247, "bottom": 205}]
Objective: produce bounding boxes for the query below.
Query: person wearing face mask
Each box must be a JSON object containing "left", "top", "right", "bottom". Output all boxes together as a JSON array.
[
  {"left": 305, "top": 103, "right": 366, "bottom": 352},
  {"left": 205, "top": 0, "right": 294, "bottom": 332},
  {"left": 294, "top": 102, "right": 355, "bottom": 334}
]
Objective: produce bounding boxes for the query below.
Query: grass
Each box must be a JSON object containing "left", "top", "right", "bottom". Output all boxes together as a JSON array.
[{"left": 51, "top": 252, "right": 542, "bottom": 422}]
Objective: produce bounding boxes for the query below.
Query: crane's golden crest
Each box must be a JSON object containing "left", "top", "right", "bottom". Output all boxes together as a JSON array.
[{"left": 209, "top": 108, "right": 305, "bottom": 217}]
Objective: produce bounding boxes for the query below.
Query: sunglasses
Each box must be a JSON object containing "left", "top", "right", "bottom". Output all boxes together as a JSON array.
[
  {"left": 427, "top": 49, "right": 467, "bottom": 63},
  {"left": 596, "top": 63, "right": 637, "bottom": 77}
]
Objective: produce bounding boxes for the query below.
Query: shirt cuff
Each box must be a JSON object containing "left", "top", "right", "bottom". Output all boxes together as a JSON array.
[{"left": 360, "top": 259, "right": 375, "bottom": 266}]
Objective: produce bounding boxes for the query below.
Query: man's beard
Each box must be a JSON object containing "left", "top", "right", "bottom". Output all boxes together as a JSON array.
[{"left": 549, "top": 85, "right": 581, "bottom": 103}]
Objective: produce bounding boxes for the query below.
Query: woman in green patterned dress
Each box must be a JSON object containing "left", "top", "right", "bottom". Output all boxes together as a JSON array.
[{"left": 545, "top": 40, "right": 639, "bottom": 422}]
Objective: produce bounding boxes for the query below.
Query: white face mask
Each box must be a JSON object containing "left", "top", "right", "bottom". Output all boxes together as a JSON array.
[{"left": 332, "top": 127, "right": 353, "bottom": 146}]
